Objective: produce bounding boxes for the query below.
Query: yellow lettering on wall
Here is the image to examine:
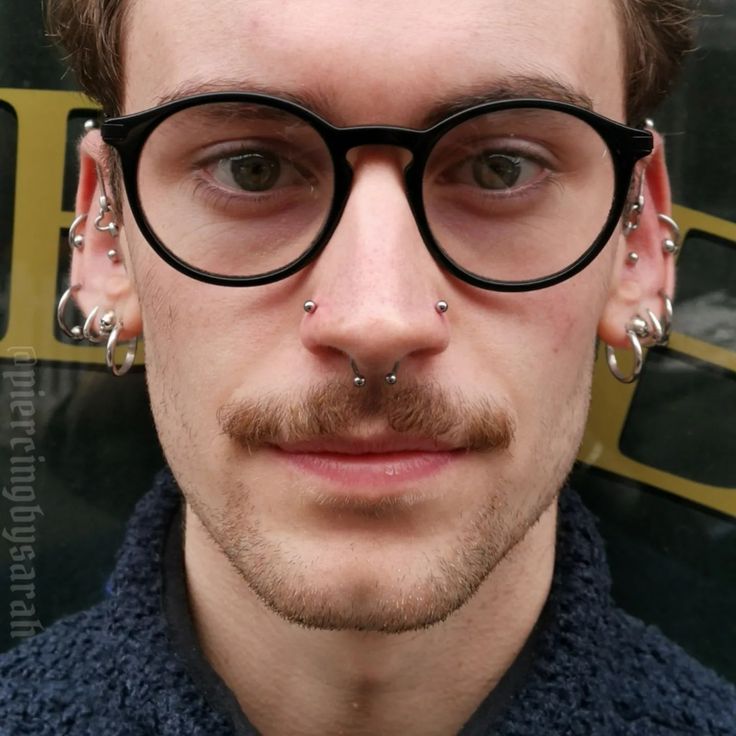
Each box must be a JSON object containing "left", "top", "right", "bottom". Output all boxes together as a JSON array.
[{"left": 0, "top": 88, "right": 104, "bottom": 364}]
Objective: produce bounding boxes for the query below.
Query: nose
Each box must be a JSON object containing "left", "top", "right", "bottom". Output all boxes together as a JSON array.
[{"left": 300, "top": 152, "right": 451, "bottom": 384}]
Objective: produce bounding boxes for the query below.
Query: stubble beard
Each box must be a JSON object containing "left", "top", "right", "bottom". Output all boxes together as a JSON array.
[{"left": 181, "top": 378, "right": 587, "bottom": 634}]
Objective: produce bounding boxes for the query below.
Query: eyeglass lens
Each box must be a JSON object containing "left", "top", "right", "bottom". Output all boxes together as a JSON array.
[{"left": 137, "top": 102, "right": 615, "bottom": 282}]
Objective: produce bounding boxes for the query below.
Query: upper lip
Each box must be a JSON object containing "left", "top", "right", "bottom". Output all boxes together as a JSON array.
[{"left": 273, "top": 433, "right": 459, "bottom": 455}]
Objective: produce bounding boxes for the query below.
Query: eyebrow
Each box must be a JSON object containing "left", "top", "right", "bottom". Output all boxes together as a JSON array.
[{"left": 153, "top": 74, "right": 595, "bottom": 129}]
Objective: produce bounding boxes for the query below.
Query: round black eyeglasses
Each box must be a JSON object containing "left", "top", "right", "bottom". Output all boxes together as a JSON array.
[{"left": 101, "top": 93, "right": 653, "bottom": 291}]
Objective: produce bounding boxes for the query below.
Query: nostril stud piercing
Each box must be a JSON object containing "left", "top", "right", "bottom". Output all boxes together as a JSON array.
[
  {"left": 435, "top": 300, "right": 449, "bottom": 314},
  {"left": 303, "top": 300, "right": 317, "bottom": 314}
]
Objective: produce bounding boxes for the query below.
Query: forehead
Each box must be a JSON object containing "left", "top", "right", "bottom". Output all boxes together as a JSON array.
[{"left": 123, "top": 0, "right": 625, "bottom": 124}]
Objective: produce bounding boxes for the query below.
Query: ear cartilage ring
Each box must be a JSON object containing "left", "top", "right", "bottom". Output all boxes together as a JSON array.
[
  {"left": 303, "top": 300, "right": 317, "bottom": 314},
  {"left": 350, "top": 359, "right": 366, "bottom": 388},
  {"left": 657, "top": 213, "right": 681, "bottom": 255},
  {"left": 435, "top": 300, "right": 449, "bottom": 314},
  {"left": 385, "top": 363, "right": 400, "bottom": 386},
  {"left": 68, "top": 213, "right": 87, "bottom": 250}
]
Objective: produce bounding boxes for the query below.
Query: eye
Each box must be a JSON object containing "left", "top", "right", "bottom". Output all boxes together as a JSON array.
[
  {"left": 466, "top": 152, "right": 543, "bottom": 191},
  {"left": 226, "top": 152, "right": 280, "bottom": 191},
  {"left": 209, "top": 149, "right": 308, "bottom": 193}
]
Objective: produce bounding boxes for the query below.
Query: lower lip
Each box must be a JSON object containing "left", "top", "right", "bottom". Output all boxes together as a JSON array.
[{"left": 276, "top": 449, "right": 460, "bottom": 490}]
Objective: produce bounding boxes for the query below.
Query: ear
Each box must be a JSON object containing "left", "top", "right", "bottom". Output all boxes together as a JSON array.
[
  {"left": 598, "top": 130, "right": 676, "bottom": 347},
  {"left": 70, "top": 129, "right": 142, "bottom": 341}
]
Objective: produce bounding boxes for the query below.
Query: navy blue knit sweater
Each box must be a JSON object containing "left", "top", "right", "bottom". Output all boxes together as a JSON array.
[{"left": 1, "top": 470, "right": 735, "bottom": 735}]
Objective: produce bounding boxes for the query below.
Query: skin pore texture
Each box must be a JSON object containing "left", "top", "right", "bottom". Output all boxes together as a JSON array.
[{"left": 72, "top": 1, "right": 675, "bottom": 734}]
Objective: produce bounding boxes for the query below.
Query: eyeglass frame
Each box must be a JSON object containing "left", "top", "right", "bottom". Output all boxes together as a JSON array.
[{"left": 100, "top": 92, "right": 654, "bottom": 292}]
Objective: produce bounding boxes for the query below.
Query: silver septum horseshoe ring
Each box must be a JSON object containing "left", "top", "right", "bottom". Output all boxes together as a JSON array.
[{"left": 350, "top": 360, "right": 400, "bottom": 387}]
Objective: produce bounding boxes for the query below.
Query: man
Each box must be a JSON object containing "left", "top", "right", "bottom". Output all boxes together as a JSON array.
[{"left": 1, "top": 0, "right": 734, "bottom": 733}]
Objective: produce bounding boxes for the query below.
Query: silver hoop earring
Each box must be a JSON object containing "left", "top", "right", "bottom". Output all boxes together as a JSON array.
[
  {"left": 83, "top": 306, "right": 103, "bottom": 343},
  {"left": 350, "top": 359, "right": 366, "bottom": 388},
  {"left": 659, "top": 290, "right": 674, "bottom": 341},
  {"left": 385, "top": 362, "right": 400, "bottom": 385},
  {"left": 658, "top": 213, "right": 681, "bottom": 255},
  {"left": 68, "top": 213, "right": 87, "bottom": 250},
  {"left": 106, "top": 322, "right": 138, "bottom": 377},
  {"left": 605, "top": 316, "right": 649, "bottom": 384},
  {"left": 645, "top": 308, "right": 665, "bottom": 345},
  {"left": 606, "top": 331, "right": 644, "bottom": 384},
  {"left": 57, "top": 285, "right": 84, "bottom": 340}
]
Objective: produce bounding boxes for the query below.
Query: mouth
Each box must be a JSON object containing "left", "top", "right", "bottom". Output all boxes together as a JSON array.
[{"left": 270, "top": 432, "right": 464, "bottom": 494}]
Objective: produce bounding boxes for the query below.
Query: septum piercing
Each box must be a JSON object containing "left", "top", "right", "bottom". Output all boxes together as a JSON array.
[
  {"left": 350, "top": 359, "right": 366, "bottom": 388},
  {"left": 350, "top": 360, "right": 400, "bottom": 387},
  {"left": 385, "top": 363, "right": 400, "bottom": 385}
]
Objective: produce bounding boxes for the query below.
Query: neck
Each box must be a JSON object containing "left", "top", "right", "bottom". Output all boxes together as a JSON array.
[{"left": 184, "top": 503, "right": 556, "bottom": 736}]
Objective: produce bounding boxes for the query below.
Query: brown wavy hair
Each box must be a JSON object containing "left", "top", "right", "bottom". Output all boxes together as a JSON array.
[{"left": 45, "top": 0, "right": 695, "bottom": 123}]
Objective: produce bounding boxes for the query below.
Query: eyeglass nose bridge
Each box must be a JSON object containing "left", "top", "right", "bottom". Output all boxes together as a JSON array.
[{"left": 319, "top": 125, "right": 435, "bottom": 262}]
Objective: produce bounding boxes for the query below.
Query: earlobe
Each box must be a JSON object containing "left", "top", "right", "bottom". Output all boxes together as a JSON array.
[
  {"left": 69, "top": 128, "right": 143, "bottom": 342},
  {"left": 597, "top": 129, "right": 677, "bottom": 357}
]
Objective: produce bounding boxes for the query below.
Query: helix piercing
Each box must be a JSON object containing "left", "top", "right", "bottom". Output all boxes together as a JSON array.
[
  {"left": 57, "top": 284, "right": 84, "bottom": 340},
  {"left": 94, "top": 166, "right": 120, "bottom": 239},
  {"left": 303, "top": 300, "right": 317, "bottom": 314},
  {"left": 68, "top": 213, "right": 87, "bottom": 250},
  {"left": 658, "top": 213, "right": 681, "bottom": 256},
  {"left": 350, "top": 359, "right": 366, "bottom": 388},
  {"left": 435, "top": 300, "right": 449, "bottom": 314}
]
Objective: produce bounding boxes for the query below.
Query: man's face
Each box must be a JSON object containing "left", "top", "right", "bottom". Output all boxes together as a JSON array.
[{"left": 119, "top": 0, "right": 626, "bottom": 631}]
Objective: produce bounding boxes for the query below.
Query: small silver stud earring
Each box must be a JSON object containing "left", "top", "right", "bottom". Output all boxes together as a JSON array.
[
  {"left": 304, "top": 300, "right": 317, "bottom": 314},
  {"left": 435, "top": 300, "right": 449, "bottom": 314},
  {"left": 627, "top": 252, "right": 640, "bottom": 266}
]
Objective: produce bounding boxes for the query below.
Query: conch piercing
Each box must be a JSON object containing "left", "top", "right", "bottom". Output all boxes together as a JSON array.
[
  {"left": 658, "top": 213, "right": 681, "bottom": 256},
  {"left": 57, "top": 284, "right": 84, "bottom": 340}
]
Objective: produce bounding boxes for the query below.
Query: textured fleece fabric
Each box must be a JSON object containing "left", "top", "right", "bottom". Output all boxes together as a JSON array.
[{"left": 0, "top": 469, "right": 734, "bottom": 735}]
